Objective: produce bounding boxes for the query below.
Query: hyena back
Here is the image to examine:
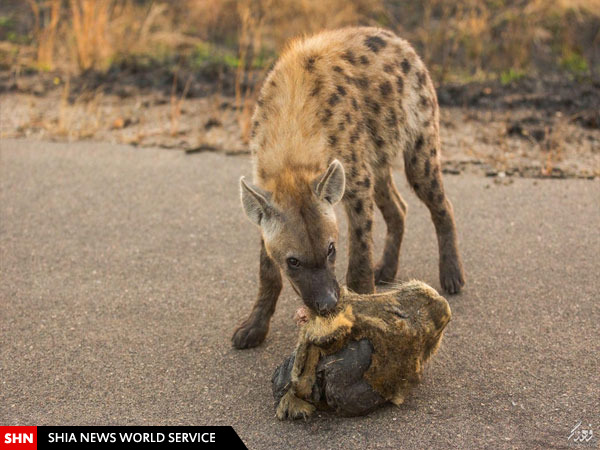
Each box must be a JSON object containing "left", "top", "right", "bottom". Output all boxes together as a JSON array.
[{"left": 234, "top": 27, "right": 464, "bottom": 349}]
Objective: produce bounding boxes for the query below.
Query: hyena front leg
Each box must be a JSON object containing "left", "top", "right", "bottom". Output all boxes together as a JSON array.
[
  {"left": 373, "top": 167, "right": 408, "bottom": 284},
  {"left": 404, "top": 133, "right": 465, "bottom": 294},
  {"left": 343, "top": 181, "right": 376, "bottom": 294},
  {"left": 232, "top": 239, "right": 282, "bottom": 348}
]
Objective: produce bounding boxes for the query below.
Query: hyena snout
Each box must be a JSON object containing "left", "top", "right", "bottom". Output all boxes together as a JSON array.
[
  {"left": 315, "top": 289, "right": 338, "bottom": 315},
  {"left": 302, "top": 269, "right": 340, "bottom": 316}
]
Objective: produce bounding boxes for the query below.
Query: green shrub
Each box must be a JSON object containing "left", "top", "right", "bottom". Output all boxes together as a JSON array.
[{"left": 500, "top": 68, "right": 525, "bottom": 85}]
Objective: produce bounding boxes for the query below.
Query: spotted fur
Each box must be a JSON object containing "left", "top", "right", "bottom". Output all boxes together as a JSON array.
[{"left": 233, "top": 27, "right": 465, "bottom": 349}]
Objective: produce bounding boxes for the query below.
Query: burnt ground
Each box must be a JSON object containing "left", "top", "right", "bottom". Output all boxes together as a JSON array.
[{"left": 0, "top": 69, "right": 599, "bottom": 179}]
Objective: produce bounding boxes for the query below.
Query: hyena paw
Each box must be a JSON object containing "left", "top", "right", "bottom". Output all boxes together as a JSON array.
[
  {"left": 374, "top": 263, "right": 397, "bottom": 285},
  {"left": 232, "top": 319, "right": 268, "bottom": 349},
  {"left": 440, "top": 260, "right": 465, "bottom": 295}
]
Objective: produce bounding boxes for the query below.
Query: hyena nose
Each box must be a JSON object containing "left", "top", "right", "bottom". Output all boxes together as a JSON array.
[{"left": 316, "top": 292, "right": 338, "bottom": 315}]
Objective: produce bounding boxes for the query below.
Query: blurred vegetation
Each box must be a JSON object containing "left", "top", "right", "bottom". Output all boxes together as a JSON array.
[{"left": 0, "top": 0, "right": 599, "bottom": 84}]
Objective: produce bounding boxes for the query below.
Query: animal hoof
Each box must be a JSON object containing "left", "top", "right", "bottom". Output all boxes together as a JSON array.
[
  {"left": 440, "top": 261, "right": 465, "bottom": 295},
  {"left": 232, "top": 320, "right": 268, "bottom": 349}
]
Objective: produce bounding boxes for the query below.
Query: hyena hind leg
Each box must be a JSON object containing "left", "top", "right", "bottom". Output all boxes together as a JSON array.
[
  {"left": 404, "top": 137, "right": 465, "bottom": 294},
  {"left": 373, "top": 167, "right": 407, "bottom": 284}
]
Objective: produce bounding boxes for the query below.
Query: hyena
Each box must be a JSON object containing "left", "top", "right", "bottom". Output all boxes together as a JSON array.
[{"left": 234, "top": 27, "right": 464, "bottom": 349}]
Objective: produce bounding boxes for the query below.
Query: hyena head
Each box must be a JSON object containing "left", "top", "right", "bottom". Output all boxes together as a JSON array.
[{"left": 240, "top": 160, "right": 346, "bottom": 315}]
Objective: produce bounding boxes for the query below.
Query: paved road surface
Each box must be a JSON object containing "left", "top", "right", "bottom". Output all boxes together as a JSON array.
[{"left": 1, "top": 139, "right": 598, "bottom": 449}]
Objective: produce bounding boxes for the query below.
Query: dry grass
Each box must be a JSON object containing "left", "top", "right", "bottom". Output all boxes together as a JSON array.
[
  {"left": 14, "top": 0, "right": 195, "bottom": 73},
  {"left": 69, "top": 0, "right": 110, "bottom": 71},
  {"left": 391, "top": 0, "right": 600, "bottom": 83},
  {"left": 15, "top": 75, "right": 106, "bottom": 140},
  {"left": 234, "top": 0, "right": 265, "bottom": 143},
  {"left": 26, "top": 0, "right": 60, "bottom": 70},
  {"left": 9, "top": 0, "right": 597, "bottom": 83},
  {"left": 52, "top": 79, "right": 103, "bottom": 139},
  {"left": 170, "top": 71, "right": 192, "bottom": 136}
]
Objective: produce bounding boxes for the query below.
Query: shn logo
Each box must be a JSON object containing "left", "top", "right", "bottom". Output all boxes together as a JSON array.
[
  {"left": 4, "top": 434, "right": 33, "bottom": 444},
  {"left": 0, "top": 427, "right": 37, "bottom": 448}
]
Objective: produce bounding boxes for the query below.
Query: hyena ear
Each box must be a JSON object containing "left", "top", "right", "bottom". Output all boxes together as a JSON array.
[
  {"left": 314, "top": 159, "right": 346, "bottom": 205},
  {"left": 240, "top": 177, "right": 276, "bottom": 226}
]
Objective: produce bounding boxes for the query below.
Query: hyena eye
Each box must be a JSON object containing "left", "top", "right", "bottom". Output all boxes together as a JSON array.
[
  {"left": 327, "top": 243, "right": 336, "bottom": 258},
  {"left": 287, "top": 257, "right": 301, "bottom": 269}
]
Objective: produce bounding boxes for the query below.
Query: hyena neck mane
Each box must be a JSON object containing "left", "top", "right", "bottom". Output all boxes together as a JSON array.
[
  {"left": 258, "top": 166, "right": 325, "bottom": 206},
  {"left": 250, "top": 41, "right": 334, "bottom": 188},
  {"left": 257, "top": 166, "right": 337, "bottom": 250}
]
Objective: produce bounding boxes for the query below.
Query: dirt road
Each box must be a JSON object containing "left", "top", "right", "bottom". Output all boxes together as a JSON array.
[{"left": 1, "top": 139, "right": 598, "bottom": 449}]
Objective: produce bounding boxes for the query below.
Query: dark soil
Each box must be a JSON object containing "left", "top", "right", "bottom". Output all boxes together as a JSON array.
[{"left": 437, "top": 77, "right": 600, "bottom": 114}]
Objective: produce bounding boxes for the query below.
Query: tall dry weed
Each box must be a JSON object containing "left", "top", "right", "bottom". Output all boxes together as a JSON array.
[
  {"left": 25, "top": 0, "right": 192, "bottom": 73},
  {"left": 27, "top": 0, "right": 61, "bottom": 70},
  {"left": 170, "top": 71, "right": 193, "bottom": 136},
  {"left": 69, "top": 0, "right": 112, "bottom": 71}
]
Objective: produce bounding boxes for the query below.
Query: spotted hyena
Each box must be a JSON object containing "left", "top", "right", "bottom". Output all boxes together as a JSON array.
[{"left": 234, "top": 27, "right": 465, "bottom": 349}]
